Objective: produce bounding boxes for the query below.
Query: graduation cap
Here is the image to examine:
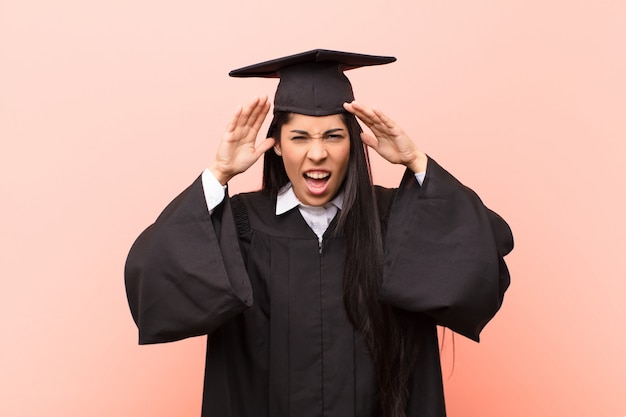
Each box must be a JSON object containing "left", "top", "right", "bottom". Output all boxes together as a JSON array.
[{"left": 229, "top": 49, "right": 396, "bottom": 116}]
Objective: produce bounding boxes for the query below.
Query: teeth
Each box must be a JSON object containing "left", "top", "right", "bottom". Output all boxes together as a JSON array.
[{"left": 305, "top": 172, "right": 330, "bottom": 179}]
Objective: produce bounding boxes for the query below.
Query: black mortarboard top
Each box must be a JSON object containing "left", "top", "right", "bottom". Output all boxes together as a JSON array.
[{"left": 229, "top": 49, "right": 396, "bottom": 116}]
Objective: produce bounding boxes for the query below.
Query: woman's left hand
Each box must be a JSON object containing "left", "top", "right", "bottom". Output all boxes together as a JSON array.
[{"left": 344, "top": 101, "right": 428, "bottom": 173}]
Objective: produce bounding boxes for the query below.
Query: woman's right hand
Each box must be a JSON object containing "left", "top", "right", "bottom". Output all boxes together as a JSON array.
[{"left": 210, "top": 96, "right": 275, "bottom": 185}]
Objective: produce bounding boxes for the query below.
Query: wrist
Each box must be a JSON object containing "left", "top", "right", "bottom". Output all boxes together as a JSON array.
[
  {"left": 406, "top": 152, "right": 428, "bottom": 174},
  {"left": 209, "top": 164, "right": 233, "bottom": 186}
]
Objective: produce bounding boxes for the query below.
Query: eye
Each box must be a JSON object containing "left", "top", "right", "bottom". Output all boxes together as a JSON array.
[
  {"left": 324, "top": 134, "right": 345, "bottom": 141},
  {"left": 291, "top": 135, "right": 309, "bottom": 141}
]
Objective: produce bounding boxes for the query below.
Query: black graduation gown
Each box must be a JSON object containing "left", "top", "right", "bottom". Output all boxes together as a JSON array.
[{"left": 125, "top": 159, "right": 514, "bottom": 417}]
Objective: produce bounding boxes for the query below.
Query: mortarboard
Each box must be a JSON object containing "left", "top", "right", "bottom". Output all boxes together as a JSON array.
[{"left": 229, "top": 49, "right": 396, "bottom": 116}]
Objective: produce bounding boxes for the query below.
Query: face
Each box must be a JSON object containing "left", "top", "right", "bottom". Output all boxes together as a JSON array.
[{"left": 275, "top": 113, "right": 350, "bottom": 206}]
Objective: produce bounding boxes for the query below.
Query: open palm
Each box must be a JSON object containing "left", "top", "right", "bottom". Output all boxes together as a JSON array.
[
  {"left": 344, "top": 101, "right": 427, "bottom": 173},
  {"left": 211, "top": 96, "right": 275, "bottom": 185}
]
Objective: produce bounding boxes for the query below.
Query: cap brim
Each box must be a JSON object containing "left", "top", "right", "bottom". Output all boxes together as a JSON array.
[{"left": 229, "top": 49, "right": 396, "bottom": 78}]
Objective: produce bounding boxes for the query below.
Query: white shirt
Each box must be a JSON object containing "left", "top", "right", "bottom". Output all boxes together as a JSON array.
[
  {"left": 201, "top": 169, "right": 425, "bottom": 244},
  {"left": 275, "top": 184, "right": 343, "bottom": 244}
]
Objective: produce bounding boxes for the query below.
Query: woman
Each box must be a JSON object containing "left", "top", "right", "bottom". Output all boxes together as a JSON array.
[{"left": 125, "top": 50, "right": 513, "bottom": 417}]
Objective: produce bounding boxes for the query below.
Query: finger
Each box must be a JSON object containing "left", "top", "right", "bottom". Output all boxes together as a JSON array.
[
  {"left": 348, "top": 101, "right": 383, "bottom": 129},
  {"left": 244, "top": 97, "right": 270, "bottom": 136},
  {"left": 343, "top": 101, "right": 357, "bottom": 114},
  {"left": 344, "top": 101, "right": 370, "bottom": 119},
  {"left": 372, "top": 107, "right": 396, "bottom": 130},
  {"left": 249, "top": 98, "right": 270, "bottom": 133},
  {"left": 350, "top": 100, "right": 372, "bottom": 115},
  {"left": 356, "top": 105, "right": 398, "bottom": 139},
  {"left": 254, "top": 137, "right": 276, "bottom": 158},
  {"left": 225, "top": 105, "right": 244, "bottom": 133},
  {"left": 237, "top": 96, "right": 262, "bottom": 128},
  {"left": 360, "top": 132, "right": 378, "bottom": 150},
  {"left": 247, "top": 95, "right": 266, "bottom": 120}
]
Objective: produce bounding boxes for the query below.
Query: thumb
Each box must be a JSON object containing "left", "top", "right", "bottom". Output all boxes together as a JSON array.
[
  {"left": 254, "top": 137, "right": 276, "bottom": 158},
  {"left": 360, "top": 132, "right": 378, "bottom": 150}
]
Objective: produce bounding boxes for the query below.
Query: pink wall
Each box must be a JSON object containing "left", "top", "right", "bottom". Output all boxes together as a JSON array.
[{"left": 2, "top": 1, "right": 624, "bottom": 416}]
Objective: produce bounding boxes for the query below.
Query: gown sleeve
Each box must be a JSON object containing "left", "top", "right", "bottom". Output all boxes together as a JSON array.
[
  {"left": 380, "top": 158, "right": 514, "bottom": 342},
  {"left": 124, "top": 176, "right": 253, "bottom": 344}
]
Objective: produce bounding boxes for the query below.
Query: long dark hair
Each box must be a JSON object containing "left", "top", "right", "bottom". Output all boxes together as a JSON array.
[{"left": 263, "top": 111, "right": 416, "bottom": 417}]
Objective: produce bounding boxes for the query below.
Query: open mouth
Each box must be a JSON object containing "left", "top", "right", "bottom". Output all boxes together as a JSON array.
[{"left": 304, "top": 171, "right": 331, "bottom": 194}]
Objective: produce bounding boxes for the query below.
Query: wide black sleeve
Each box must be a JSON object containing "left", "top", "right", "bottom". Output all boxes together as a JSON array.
[
  {"left": 124, "top": 176, "right": 252, "bottom": 344},
  {"left": 380, "top": 159, "right": 514, "bottom": 342}
]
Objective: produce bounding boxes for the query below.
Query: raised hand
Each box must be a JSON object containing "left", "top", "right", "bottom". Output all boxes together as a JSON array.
[
  {"left": 210, "top": 96, "right": 275, "bottom": 185},
  {"left": 343, "top": 101, "right": 428, "bottom": 173}
]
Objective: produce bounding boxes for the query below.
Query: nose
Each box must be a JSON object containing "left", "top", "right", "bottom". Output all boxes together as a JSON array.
[{"left": 306, "top": 139, "right": 328, "bottom": 162}]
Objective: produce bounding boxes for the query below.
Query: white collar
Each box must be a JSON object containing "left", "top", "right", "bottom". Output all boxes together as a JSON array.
[{"left": 275, "top": 183, "right": 344, "bottom": 215}]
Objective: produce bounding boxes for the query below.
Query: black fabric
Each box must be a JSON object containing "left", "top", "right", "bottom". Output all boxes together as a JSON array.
[
  {"left": 381, "top": 161, "right": 513, "bottom": 341},
  {"left": 125, "top": 159, "right": 513, "bottom": 417},
  {"left": 229, "top": 49, "right": 396, "bottom": 116}
]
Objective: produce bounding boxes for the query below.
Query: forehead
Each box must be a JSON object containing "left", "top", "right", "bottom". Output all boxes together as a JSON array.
[{"left": 282, "top": 113, "right": 347, "bottom": 132}]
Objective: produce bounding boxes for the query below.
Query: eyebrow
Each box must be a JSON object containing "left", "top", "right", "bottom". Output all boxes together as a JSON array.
[{"left": 289, "top": 128, "right": 346, "bottom": 135}]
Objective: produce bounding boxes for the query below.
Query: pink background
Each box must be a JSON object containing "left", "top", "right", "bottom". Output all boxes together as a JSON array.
[{"left": 2, "top": 1, "right": 624, "bottom": 416}]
